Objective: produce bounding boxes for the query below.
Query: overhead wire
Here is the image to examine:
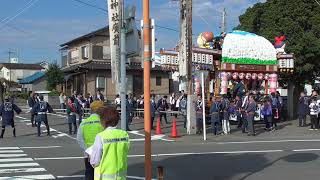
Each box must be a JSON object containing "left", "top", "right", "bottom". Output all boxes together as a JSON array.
[{"left": 0, "top": 0, "right": 40, "bottom": 28}]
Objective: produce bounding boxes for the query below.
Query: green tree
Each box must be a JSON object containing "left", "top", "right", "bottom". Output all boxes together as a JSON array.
[
  {"left": 45, "top": 63, "right": 64, "bottom": 91},
  {"left": 236, "top": 0, "right": 320, "bottom": 87}
]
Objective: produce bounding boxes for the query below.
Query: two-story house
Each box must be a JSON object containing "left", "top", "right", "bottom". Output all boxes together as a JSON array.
[
  {"left": 0, "top": 63, "right": 44, "bottom": 82},
  {"left": 60, "top": 26, "right": 171, "bottom": 100}
]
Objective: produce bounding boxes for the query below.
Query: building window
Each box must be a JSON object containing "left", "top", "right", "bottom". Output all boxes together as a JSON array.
[
  {"left": 81, "top": 46, "right": 89, "bottom": 59},
  {"left": 96, "top": 76, "right": 105, "bottom": 90},
  {"left": 156, "top": 76, "right": 161, "bottom": 86}
]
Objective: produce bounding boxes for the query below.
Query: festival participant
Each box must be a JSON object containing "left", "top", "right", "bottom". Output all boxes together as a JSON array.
[
  {"left": 77, "top": 100, "right": 104, "bottom": 180},
  {"left": 66, "top": 97, "right": 81, "bottom": 135},
  {"left": 179, "top": 94, "right": 187, "bottom": 128},
  {"left": 88, "top": 106, "right": 130, "bottom": 180},
  {"left": 27, "top": 92, "right": 37, "bottom": 127},
  {"left": 298, "top": 92, "right": 309, "bottom": 127},
  {"left": 309, "top": 97, "right": 320, "bottom": 130},
  {"left": 150, "top": 94, "right": 157, "bottom": 130},
  {"left": 261, "top": 97, "right": 273, "bottom": 131},
  {"left": 246, "top": 95, "right": 257, "bottom": 136},
  {"left": 32, "top": 95, "right": 54, "bottom": 136},
  {"left": 221, "top": 95, "right": 231, "bottom": 135},
  {"left": 0, "top": 96, "right": 22, "bottom": 138},
  {"left": 210, "top": 97, "right": 221, "bottom": 135},
  {"left": 195, "top": 95, "right": 203, "bottom": 134},
  {"left": 235, "top": 95, "right": 243, "bottom": 129},
  {"left": 157, "top": 96, "right": 169, "bottom": 124}
]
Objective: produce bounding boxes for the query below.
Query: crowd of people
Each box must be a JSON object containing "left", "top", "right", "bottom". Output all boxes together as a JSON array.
[{"left": 298, "top": 90, "right": 320, "bottom": 130}]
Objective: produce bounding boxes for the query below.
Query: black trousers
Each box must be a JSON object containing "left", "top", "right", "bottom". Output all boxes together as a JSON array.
[
  {"left": 31, "top": 114, "right": 35, "bottom": 126},
  {"left": 84, "top": 158, "right": 94, "bottom": 180},
  {"left": 1, "top": 121, "right": 15, "bottom": 137},
  {"left": 37, "top": 121, "right": 50, "bottom": 136},
  {"left": 310, "top": 115, "right": 319, "bottom": 129},
  {"left": 151, "top": 116, "right": 155, "bottom": 129},
  {"left": 68, "top": 123, "right": 77, "bottom": 134},
  {"left": 159, "top": 113, "right": 168, "bottom": 124},
  {"left": 298, "top": 114, "right": 306, "bottom": 126}
]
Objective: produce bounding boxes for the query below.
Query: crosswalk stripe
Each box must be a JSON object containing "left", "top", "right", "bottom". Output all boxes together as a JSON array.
[
  {"left": 0, "top": 168, "right": 46, "bottom": 174},
  {"left": 0, "top": 162, "right": 40, "bottom": 168},
  {"left": 0, "top": 147, "right": 19, "bottom": 150},
  {"left": 0, "top": 150, "right": 24, "bottom": 153},
  {"left": 0, "top": 158, "right": 33, "bottom": 163},
  {"left": 0, "top": 154, "right": 27, "bottom": 158},
  {"left": 0, "top": 174, "right": 56, "bottom": 179}
]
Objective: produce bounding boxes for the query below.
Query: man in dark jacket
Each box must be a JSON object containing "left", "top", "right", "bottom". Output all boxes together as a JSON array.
[
  {"left": 32, "top": 95, "right": 54, "bottom": 136},
  {"left": 298, "top": 92, "right": 309, "bottom": 127},
  {"left": 157, "top": 96, "right": 169, "bottom": 124},
  {"left": 235, "top": 95, "right": 243, "bottom": 129},
  {"left": 27, "top": 92, "right": 37, "bottom": 127},
  {"left": 210, "top": 97, "right": 221, "bottom": 135},
  {"left": 246, "top": 95, "right": 257, "bottom": 136},
  {"left": 150, "top": 94, "right": 157, "bottom": 130},
  {"left": 0, "top": 96, "right": 22, "bottom": 138}
]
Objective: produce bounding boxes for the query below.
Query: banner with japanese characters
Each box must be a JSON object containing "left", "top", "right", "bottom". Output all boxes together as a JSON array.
[{"left": 108, "top": 0, "right": 121, "bottom": 83}]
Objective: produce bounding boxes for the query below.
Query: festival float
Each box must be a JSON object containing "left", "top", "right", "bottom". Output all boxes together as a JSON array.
[
  {"left": 219, "top": 31, "right": 280, "bottom": 121},
  {"left": 219, "top": 31, "right": 279, "bottom": 96}
]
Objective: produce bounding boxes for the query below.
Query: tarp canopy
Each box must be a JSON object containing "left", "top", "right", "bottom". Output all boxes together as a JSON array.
[{"left": 19, "top": 71, "right": 45, "bottom": 84}]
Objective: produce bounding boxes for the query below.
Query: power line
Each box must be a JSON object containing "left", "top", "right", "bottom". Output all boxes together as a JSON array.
[
  {"left": 71, "top": 0, "right": 181, "bottom": 33},
  {"left": 72, "top": 0, "right": 108, "bottom": 12},
  {"left": 315, "top": 0, "right": 320, "bottom": 6},
  {"left": 0, "top": 0, "right": 40, "bottom": 28}
]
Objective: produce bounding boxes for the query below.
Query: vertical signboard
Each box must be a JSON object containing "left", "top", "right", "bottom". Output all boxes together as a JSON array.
[{"left": 108, "top": 0, "right": 121, "bottom": 84}]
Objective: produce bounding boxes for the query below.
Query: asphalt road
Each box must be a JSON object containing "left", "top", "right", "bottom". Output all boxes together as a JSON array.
[{"left": 1, "top": 111, "right": 320, "bottom": 180}]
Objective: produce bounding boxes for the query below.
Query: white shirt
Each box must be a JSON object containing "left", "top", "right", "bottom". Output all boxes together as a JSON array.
[{"left": 115, "top": 98, "right": 121, "bottom": 105}]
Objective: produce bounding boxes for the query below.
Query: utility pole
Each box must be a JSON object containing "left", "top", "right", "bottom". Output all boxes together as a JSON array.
[
  {"left": 221, "top": 8, "right": 227, "bottom": 33},
  {"left": 142, "top": 0, "right": 152, "bottom": 179},
  {"left": 120, "top": 0, "right": 127, "bottom": 131},
  {"left": 8, "top": 50, "right": 14, "bottom": 90}
]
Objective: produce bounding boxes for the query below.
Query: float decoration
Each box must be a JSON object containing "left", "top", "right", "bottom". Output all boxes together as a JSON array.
[{"left": 222, "top": 31, "right": 277, "bottom": 65}]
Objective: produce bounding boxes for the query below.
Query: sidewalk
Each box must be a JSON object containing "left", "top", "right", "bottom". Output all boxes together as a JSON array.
[{"left": 129, "top": 116, "right": 320, "bottom": 143}]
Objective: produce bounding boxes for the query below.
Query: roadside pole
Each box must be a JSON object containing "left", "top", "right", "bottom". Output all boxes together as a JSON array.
[
  {"left": 201, "top": 72, "right": 206, "bottom": 141},
  {"left": 120, "top": 0, "right": 127, "bottom": 131},
  {"left": 142, "top": 0, "right": 152, "bottom": 179}
]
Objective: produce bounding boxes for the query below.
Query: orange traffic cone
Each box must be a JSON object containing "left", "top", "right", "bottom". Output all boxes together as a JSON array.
[
  {"left": 170, "top": 119, "right": 180, "bottom": 138},
  {"left": 156, "top": 118, "right": 163, "bottom": 135}
]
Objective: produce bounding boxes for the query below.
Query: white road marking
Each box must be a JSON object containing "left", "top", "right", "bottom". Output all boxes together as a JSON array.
[
  {"left": 216, "top": 139, "right": 320, "bottom": 145},
  {"left": 21, "top": 146, "right": 61, "bottom": 149},
  {"left": 0, "top": 168, "right": 46, "bottom": 174},
  {"left": 293, "top": 149, "right": 320, "bottom": 152},
  {"left": 0, "top": 158, "right": 33, "bottom": 163},
  {"left": 34, "top": 156, "right": 83, "bottom": 160},
  {"left": 0, "top": 174, "right": 55, "bottom": 179},
  {"left": 16, "top": 116, "right": 76, "bottom": 140},
  {"left": 0, "top": 147, "right": 20, "bottom": 150},
  {"left": 56, "top": 175, "right": 85, "bottom": 178},
  {"left": 0, "top": 162, "right": 40, "bottom": 168},
  {"left": 0, "top": 150, "right": 24, "bottom": 153},
  {"left": 128, "top": 150, "right": 284, "bottom": 158},
  {"left": 34, "top": 149, "right": 284, "bottom": 160},
  {"left": 16, "top": 116, "right": 27, "bottom": 120},
  {"left": 0, "top": 154, "right": 27, "bottom": 158},
  {"left": 129, "top": 130, "right": 174, "bottom": 142},
  {"left": 127, "top": 176, "right": 157, "bottom": 180}
]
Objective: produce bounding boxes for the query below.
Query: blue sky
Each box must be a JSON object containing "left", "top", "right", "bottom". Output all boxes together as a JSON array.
[{"left": 0, "top": 0, "right": 265, "bottom": 63}]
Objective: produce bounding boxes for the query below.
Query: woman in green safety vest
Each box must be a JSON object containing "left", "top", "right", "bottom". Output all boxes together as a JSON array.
[
  {"left": 87, "top": 106, "right": 130, "bottom": 180},
  {"left": 77, "top": 100, "right": 105, "bottom": 180}
]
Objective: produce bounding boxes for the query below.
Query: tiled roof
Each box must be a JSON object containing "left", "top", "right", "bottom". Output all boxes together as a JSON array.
[
  {"left": 0, "top": 63, "right": 44, "bottom": 70},
  {"left": 19, "top": 71, "right": 46, "bottom": 84}
]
